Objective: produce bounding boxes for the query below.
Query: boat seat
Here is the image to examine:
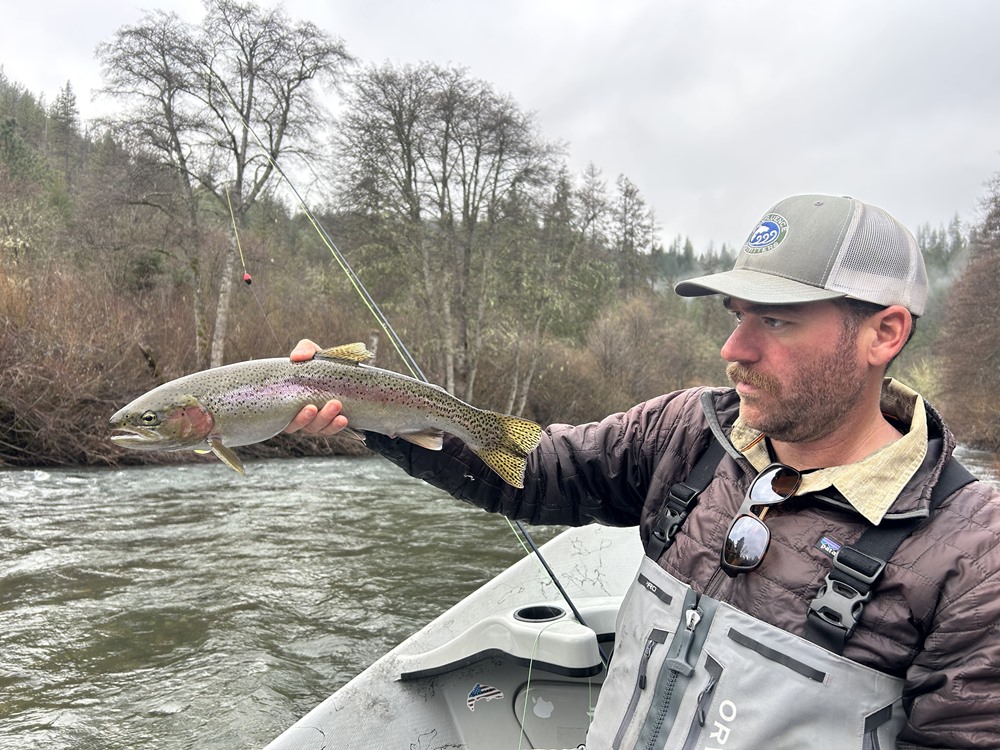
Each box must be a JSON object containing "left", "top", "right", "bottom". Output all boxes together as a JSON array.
[{"left": 396, "top": 596, "right": 620, "bottom": 680}]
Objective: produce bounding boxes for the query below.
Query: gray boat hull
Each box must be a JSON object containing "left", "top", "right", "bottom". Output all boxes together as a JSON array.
[{"left": 263, "top": 525, "right": 640, "bottom": 749}]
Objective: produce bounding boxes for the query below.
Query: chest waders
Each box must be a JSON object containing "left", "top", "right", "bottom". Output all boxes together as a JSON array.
[{"left": 586, "top": 440, "right": 975, "bottom": 750}]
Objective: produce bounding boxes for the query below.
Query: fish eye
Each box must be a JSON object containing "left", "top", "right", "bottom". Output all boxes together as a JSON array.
[{"left": 140, "top": 410, "right": 160, "bottom": 425}]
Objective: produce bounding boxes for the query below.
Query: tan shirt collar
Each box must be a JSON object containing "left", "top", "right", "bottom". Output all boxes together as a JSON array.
[{"left": 730, "top": 379, "right": 928, "bottom": 524}]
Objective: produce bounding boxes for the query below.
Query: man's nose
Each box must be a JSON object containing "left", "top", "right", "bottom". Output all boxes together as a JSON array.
[{"left": 720, "top": 320, "right": 759, "bottom": 364}]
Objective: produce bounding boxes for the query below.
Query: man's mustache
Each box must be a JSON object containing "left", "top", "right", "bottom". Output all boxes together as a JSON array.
[{"left": 726, "top": 363, "right": 780, "bottom": 394}]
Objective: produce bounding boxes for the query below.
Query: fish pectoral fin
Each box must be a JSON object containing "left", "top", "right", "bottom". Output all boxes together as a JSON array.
[
  {"left": 397, "top": 430, "right": 445, "bottom": 451},
  {"left": 209, "top": 439, "right": 246, "bottom": 475},
  {"left": 314, "top": 342, "right": 374, "bottom": 365}
]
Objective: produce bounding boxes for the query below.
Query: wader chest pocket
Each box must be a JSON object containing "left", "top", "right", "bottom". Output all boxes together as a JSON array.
[{"left": 612, "top": 627, "right": 670, "bottom": 749}]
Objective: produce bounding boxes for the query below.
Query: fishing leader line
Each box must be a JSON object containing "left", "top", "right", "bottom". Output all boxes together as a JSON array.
[{"left": 225, "top": 187, "right": 283, "bottom": 353}]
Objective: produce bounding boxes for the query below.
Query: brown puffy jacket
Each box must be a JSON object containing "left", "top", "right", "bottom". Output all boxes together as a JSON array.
[{"left": 369, "top": 386, "right": 1000, "bottom": 749}]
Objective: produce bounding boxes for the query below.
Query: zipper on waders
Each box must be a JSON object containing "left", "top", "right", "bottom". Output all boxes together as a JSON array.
[
  {"left": 643, "top": 600, "right": 704, "bottom": 750},
  {"left": 679, "top": 655, "right": 724, "bottom": 750},
  {"left": 612, "top": 628, "right": 670, "bottom": 749},
  {"left": 664, "top": 607, "right": 702, "bottom": 676}
]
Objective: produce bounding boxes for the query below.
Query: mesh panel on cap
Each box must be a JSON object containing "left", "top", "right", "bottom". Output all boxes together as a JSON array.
[{"left": 826, "top": 202, "right": 926, "bottom": 313}]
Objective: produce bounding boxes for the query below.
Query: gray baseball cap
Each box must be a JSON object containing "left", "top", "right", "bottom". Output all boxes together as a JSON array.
[{"left": 674, "top": 194, "right": 929, "bottom": 316}]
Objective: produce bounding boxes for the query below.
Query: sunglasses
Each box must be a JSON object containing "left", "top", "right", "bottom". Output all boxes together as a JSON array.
[{"left": 721, "top": 463, "right": 803, "bottom": 576}]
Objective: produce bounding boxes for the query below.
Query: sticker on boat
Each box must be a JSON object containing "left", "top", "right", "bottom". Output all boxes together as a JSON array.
[{"left": 466, "top": 683, "right": 503, "bottom": 711}]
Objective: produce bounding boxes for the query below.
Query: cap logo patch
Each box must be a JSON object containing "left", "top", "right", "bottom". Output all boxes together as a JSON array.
[{"left": 743, "top": 213, "right": 788, "bottom": 254}]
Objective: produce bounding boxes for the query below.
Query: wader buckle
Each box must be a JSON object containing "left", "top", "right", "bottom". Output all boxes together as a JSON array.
[
  {"left": 661, "top": 484, "right": 699, "bottom": 538},
  {"left": 647, "top": 483, "right": 701, "bottom": 560},
  {"left": 645, "top": 433, "right": 727, "bottom": 561},
  {"left": 808, "top": 548, "right": 886, "bottom": 637}
]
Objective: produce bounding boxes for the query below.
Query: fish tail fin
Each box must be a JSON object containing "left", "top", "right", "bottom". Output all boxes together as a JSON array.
[{"left": 472, "top": 413, "right": 543, "bottom": 489}]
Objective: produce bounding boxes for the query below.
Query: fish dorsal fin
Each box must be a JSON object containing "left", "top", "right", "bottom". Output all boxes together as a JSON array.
[{"left": 315, "top": 342, "right": 374, "bottom": 365}]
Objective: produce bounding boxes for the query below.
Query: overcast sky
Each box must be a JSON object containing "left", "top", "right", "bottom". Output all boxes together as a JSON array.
[{"left": 3, "top": 0, "right": 999, "bottom": 251}]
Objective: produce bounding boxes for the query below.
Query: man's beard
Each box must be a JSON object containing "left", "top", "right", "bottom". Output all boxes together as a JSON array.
[{"left": 726, "top": 326, "right": 867, "bottom": 444}]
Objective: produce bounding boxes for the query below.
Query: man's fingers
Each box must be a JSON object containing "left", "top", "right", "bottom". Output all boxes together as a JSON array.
[
  {"left": 286, "top": 342, "right": 348, "bottom": 436},
  {"left": 290, "top": 338, "right": 321, "bottom": 363},
  {"left": 313, "top": 401, "right": 349, "bottom": 435},
  {"left": 284, "top": 400, "right": 347, "bottom": 436},
  {"left": 284, "top": 404, "right": 318, "bottom": 434}
]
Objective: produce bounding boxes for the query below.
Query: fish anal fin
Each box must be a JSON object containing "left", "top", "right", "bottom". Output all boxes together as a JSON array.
[
  {"left": 315, "top": 343, "right": 374, "bottom": 365},
  {"left": 397, "top": 430, "right": 444, "bottom": 451},
  {"left": 209, "top": 439, "right": 246, "bottom": 475},
  {"left": 340, "top": 427, "right": 367, "bottom": 444}
]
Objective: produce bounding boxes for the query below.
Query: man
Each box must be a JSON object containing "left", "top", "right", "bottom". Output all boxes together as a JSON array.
[{"left": 286, "top": 195, "right": 1000, "bottom": 748}]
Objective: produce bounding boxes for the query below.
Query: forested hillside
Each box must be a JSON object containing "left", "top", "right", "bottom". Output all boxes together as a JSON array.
[{"left": 1, "top": 0, "right": 997, "bottom": 468}]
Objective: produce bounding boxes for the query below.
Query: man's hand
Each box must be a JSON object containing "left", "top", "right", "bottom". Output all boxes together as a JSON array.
[{"left": 284, "top": 339, "right": 350, "bottom": 436}]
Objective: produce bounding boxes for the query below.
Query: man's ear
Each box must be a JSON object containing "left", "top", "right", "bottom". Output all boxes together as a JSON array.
[{"left": 867, "top": 305, "right": 911, "bottom": 367}]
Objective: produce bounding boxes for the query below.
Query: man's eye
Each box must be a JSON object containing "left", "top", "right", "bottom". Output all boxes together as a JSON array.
[{"left": 761, "top": 317, "right": 788, "bottom": 329}]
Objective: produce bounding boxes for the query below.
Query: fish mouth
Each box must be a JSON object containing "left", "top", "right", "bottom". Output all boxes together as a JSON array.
[{"left": 109, "top": 425, "right": 163, "bottom": 447}]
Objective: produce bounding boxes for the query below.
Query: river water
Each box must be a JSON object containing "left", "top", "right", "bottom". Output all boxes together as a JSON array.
[
  {"left": 0, "top": 456, "right": 565, "bottom": 750},
  {"left": 2, "top": 450, "right": 998, "bottom": 750}
]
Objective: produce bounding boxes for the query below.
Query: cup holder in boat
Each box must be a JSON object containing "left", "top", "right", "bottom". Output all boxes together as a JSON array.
[{"left": 513, "top": 605, "right": 565, "bottom": 623}]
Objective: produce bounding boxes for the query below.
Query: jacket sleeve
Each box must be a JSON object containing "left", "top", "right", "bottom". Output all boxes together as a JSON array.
[
  {"left": 898, "top": 483, "right": 1000, "bottom": 749},
  {"left": 364, "top": 387, "right": 706, "bottom": 528}
]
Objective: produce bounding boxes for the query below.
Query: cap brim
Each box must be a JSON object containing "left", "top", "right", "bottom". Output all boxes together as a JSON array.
[{"left": 674, "top": 269, "right": 846, "bottom": 306}]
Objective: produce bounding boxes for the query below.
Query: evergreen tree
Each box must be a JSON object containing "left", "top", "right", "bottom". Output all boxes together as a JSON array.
[
  {"left": 937, "top": 174, "right": 1000, "bottom": 449},
  {"left": 47, "top": 81, "right": 80, "bottom": 173}
]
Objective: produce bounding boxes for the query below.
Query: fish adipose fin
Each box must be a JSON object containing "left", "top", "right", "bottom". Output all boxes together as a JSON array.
[
  {"left": 472, "top": 414, "right": 543, "bottom": 489},
  {"left": 315, "top": 342, "right": 374, "bottom": 365},
  {"left": 209, "top": 439, "right": 246, "bottom": 475}
]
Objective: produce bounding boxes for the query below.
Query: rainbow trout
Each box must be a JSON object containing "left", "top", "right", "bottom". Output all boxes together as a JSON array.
[{"left": 109, "top": 343, "right": 542, "bottom": 487}]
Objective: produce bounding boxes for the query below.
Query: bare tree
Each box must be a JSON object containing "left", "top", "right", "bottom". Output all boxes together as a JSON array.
[
  {"left": 337, "top": 63, "right": 558, "bottom": 399},
  {"left": 97, "top": 0, "right": 352, "bottom": 367},
  {"left": 495, "top": 169, "right": 618, "bottom": 415}
]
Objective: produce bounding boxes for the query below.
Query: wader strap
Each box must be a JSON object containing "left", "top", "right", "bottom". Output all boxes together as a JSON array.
[
  {"left": 646, "top": 438, "right": 726, "bottom": 560},
  {"left": 806, "top": 459, "right": 978, "bottom": 654}
]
